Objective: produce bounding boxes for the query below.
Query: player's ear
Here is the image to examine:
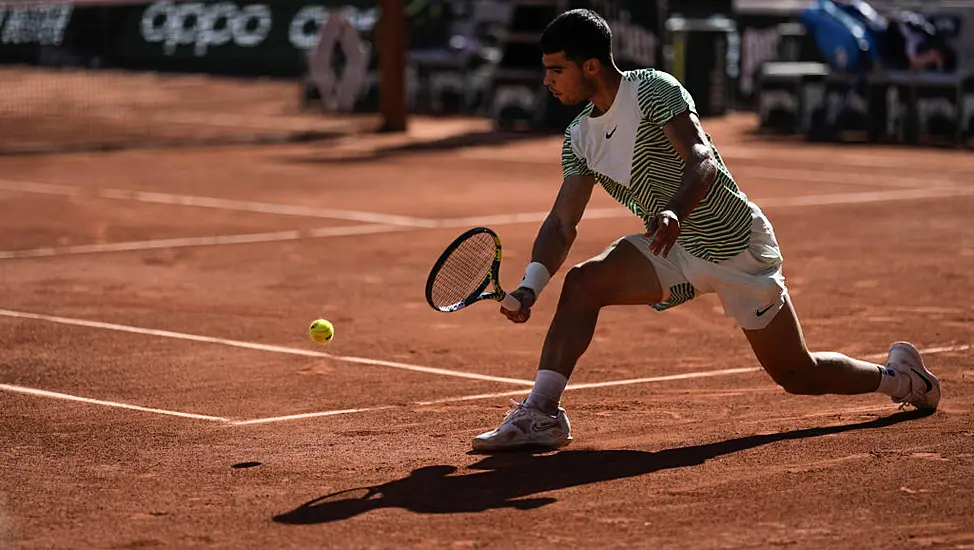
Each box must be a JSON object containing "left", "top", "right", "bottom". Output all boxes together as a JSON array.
[{"left": 582, "top": 58, "right": 600, "bottom": 77}]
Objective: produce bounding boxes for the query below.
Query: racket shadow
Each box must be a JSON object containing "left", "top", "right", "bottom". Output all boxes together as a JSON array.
[{"left": 272, "top": 410, "right": 931, "bottom": 525}]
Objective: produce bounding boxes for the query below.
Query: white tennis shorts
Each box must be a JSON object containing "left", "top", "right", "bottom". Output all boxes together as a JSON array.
[{"left": 610, "top": 202, "right": 787, "bottom": 330}]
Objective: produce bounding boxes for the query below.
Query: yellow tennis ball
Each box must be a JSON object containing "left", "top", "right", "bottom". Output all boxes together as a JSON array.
[{"left": 308, "top": 319, "right": 334, "bottom": 345}]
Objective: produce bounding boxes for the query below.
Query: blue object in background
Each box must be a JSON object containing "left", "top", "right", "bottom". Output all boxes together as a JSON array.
[
  {"left": 800, "top": 0, "right": 882, "bottom": 72},
  {"left": 831, "top": 0, "right": 888, "bottom": 33}
]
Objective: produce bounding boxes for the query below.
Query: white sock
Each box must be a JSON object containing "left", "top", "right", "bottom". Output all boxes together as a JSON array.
[
  {"left": 876, "top": 366, "right": 910, "bottom": 399},
  {"left": 524, "top": 370, "right": 569, "bottom": 415}
]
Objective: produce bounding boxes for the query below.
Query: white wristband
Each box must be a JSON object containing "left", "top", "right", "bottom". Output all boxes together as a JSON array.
[{"left": 518, "top": 262, "right": 551, "bottom": 295}]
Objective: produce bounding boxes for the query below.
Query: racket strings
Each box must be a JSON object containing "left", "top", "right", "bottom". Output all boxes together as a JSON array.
[{"left": 429, "top": 232, "right": 497, "bottom": 307}]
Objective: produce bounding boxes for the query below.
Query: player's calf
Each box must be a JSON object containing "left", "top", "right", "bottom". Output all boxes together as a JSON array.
[{"left": 759, "top": 351, "right": 883, "bottom": 396}]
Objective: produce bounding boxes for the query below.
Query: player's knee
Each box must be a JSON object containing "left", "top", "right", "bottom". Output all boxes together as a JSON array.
[
  {"left": 561, "top": 264, "right": 606, "bottom": 308},
  {"left": 758, "top": 352, "right": 817, "bottom": 394},
  {"left": 768, "top": 365, "right": 821, "bottom": 395},
  {"left": 773, "top": 371, "right": 813, "bottom": 395}
]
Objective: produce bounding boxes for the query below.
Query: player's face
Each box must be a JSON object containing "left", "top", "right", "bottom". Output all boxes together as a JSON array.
[{"left": 542, "top": 51, "right": 597, "bottom": 105}]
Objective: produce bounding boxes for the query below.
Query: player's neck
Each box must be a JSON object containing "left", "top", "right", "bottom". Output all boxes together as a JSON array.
[{"left": 589, "top": 70, "right": 624, "bottom": 116}]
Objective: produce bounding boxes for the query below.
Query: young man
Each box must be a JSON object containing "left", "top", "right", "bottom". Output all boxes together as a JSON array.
[{"left": 472, "top": 9, "right": 941, "bottom": 452}]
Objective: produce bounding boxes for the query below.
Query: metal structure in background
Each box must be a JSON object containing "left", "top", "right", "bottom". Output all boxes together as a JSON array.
[
  {"left": 665, "top": 14, "right": 737, "bottom": 118},
  {"left": 377, "top": 0, "right": 406, "bottom": 131}
]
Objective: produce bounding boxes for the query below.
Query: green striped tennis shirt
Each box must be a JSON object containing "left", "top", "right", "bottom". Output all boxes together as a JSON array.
[{"left": 562, "top": 69, "right": 752, "bottom": 262}]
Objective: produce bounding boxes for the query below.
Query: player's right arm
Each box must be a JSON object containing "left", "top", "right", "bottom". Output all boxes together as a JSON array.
[
  {"left": 502, "top": 122, "right": 594, "bottom": 323},
  {"left": 502, "top": 173, "right": 595, "bottom": 324},
  {"left": 530, "top": 174, "right": 595, "bottom": 277}
]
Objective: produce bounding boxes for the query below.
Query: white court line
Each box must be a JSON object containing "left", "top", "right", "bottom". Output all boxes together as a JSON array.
[
  {"left": 757, "top": 187, "right": 974, "bottom": 208},
  {"left": 231, "top": 406, "right": 396, "bottom": 426},
  {"left": 738, "top": 167, "right": 959, "bottom": 190},
  {"left": 864, "top": 344, "right": 971, "bottom": 361},
  {"left": 0, "top": 224, "right": 407, "bottom": 260},
  {"left": 0, "top": 179, "right": 438, "bottom": 228},
  {"left": 413, "top": 367, "right": 763, "bottom": 405},
  {"left": 456, "top": 143, "right": 965, "bottom": 177},
  {"left": 243, "top": 343, "right": 971, "bottom": 424},
  {"left": 94, "top": 188, "right": 438, "bottom": 227},
  {"left": 419, "top": 187, "right": 974, "bottom": 229},
  {"left": 716, "top": 144, "right": 974, "bottom": 172},
  {"left": 4, "top": 187, "right": 973, "bottom": 261},
  {"left": 2, "top": 341, "right": 968, "bottom": 425},
  {"left": 0, "top": 230, "right": 299, "bottom": 259},
  {"left": 0, "top": 180, "right": 79, "bottom": 196},
  {"left": 439, "top": 206, "right": 627, "bottom": 228},
  {"left": 0, "top": 383, "right": 229, "bottom": 422},
  {"left": 0, "top": 309, "right": 534, "bottom": 386}
]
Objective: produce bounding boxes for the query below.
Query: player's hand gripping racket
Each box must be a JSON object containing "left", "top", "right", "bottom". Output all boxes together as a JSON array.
[{"left": 425, "top": 227, "right": 521, "bottom": 313}]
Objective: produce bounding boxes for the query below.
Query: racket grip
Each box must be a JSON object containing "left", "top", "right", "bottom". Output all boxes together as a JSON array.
[{"left": 500, "top": 292, "right": 521, "bottom": 311}]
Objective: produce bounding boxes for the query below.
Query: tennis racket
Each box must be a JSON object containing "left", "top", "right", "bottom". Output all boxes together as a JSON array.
[{"left": 425, "top": 227, "right": 522, "bottom": 313}]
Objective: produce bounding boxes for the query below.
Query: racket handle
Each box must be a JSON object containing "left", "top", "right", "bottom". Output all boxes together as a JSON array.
[{"left": 500, "top": 292, "right": 521, "bottom": 311}]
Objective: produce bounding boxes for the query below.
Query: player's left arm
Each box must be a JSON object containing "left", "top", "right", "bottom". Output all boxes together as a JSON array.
[{"left": 648, "top": 110, "right": 718, "bottom": 257}]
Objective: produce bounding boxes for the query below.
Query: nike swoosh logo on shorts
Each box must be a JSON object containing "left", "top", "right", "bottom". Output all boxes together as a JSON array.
[{"left": 755, "top": 304, "right": 775, "bottom": 317}]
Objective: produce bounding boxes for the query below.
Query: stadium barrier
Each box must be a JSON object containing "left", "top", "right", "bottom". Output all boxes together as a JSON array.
[
  {"left": 755, "top": 1, "right": 974, "bottom": 147},
  {"left": 759, "top": 62, "right": 973, "bottom": 147},
  {"left": 2, "top": 0, "right": 970, "bottom": 150}
]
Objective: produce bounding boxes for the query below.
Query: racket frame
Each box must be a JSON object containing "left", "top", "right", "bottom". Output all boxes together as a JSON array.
[{"left": 425, "top": 227, "right": 520, "bottom": 313}]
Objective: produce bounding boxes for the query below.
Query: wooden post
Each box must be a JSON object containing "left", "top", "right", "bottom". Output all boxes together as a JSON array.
[{"left": 378, "top": 0, "right": 407, "bottom": 132}]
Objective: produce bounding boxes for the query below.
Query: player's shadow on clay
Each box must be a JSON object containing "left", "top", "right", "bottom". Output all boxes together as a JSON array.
[{"left": 273, "top": 410, "right": 931, "bottom": 525}]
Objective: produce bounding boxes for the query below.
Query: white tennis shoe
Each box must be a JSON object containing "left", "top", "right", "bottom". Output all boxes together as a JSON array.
[
  {"left": 472, "top": 400, "right": 572, "bottom": 451},
  {"left": 886, "top": 341, "right": 941, "bottom": 410}
]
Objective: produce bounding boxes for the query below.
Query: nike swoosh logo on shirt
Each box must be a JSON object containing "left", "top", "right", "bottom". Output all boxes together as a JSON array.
[{"left": 605, "top": 127, "right": 617, "bottom": 139}]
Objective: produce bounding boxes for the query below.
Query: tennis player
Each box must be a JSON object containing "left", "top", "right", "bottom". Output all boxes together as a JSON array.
[{"left": 473, "top": 9, "right": 941, "bottom": 451}]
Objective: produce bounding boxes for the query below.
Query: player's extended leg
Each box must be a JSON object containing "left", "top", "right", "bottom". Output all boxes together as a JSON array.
[
  {"left": 744, "top": 294, "right": 941, "bottom": 407},
  {"left": 538, "top": 238, "right": 664, "bottom": 388},
  {"left": 472, "top": 239, "right": 665, "bottom": 452}
]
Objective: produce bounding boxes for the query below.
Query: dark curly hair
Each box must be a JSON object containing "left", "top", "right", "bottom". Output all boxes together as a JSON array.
[{"left": 540, "top": 9, "right": 613, "bottom": 67}]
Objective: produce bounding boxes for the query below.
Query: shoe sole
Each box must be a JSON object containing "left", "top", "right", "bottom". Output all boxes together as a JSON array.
[
  {"left": 471, "top": 435, "right": 573, "bottom": 453},
  {"left": 891, "top": 341, "right": 941, "bottom": 410}
]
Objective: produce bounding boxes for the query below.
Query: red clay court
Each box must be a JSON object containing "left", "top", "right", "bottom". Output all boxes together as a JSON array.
[{"left": 1, "top": 113, "right": 972, "bottom": 549}]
